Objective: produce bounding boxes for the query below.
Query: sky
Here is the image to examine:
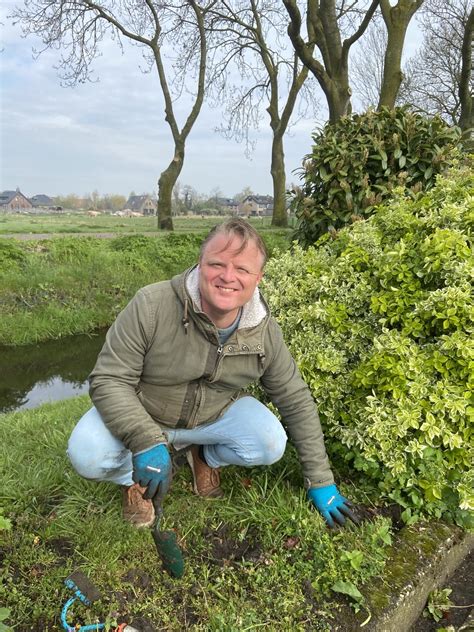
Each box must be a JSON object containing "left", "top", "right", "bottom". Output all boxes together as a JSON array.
[{"left": 0, "top": 3, "right": 421, "bottom": 201}]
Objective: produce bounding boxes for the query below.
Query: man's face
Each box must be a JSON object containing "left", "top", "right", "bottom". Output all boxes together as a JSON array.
[{"left": 199, "top": 233, "right": 264, "bottom": 328}]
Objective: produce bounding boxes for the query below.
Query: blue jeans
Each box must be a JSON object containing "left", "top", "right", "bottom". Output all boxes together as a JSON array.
[{"left": 67, "top": 396, "right": 288, "bottom": 486}]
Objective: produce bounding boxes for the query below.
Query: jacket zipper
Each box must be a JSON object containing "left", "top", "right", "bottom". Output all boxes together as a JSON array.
[
  {"left": 209, "top": 344, "right": 224, "bottom": 382},
  {"left": 190, "top": 344, "right": 223, "bottom": 427}
]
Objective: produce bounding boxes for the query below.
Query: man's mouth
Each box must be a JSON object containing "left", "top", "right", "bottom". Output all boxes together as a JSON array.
[{"left": 216, "top": 286, "right": 236, "bottom": 293}]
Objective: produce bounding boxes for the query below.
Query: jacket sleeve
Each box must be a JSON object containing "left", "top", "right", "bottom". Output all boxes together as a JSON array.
[
  {"left": 89, "top": 288, "right": 166, "bottom": 453},
  {"left": 260, "top": 320, "right": 334, "bottom": 489}
]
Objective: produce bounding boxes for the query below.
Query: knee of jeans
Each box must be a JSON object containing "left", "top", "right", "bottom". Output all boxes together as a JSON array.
[
  {"left": 246, "top": 431, "right": 287, "bottom": 466},
  {"left": 67, "top": 436, "right": 107, "bottom": 481}
]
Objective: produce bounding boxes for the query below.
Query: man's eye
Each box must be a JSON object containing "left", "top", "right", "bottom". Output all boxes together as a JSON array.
[{"left": 237, "top": 268, "right": 249, "bottom": 274}]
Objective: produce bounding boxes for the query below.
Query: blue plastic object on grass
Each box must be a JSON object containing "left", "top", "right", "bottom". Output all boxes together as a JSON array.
[{"left": 61, "top": 571, "right": 104, "bottom": 631}]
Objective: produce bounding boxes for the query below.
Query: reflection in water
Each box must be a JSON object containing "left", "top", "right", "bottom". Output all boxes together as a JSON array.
[
  {"left": 0, "top": 331, "right": 106, "bottom": 414},
  {"left": 20, "top": 377, "right": 89, "bottom": 410}
]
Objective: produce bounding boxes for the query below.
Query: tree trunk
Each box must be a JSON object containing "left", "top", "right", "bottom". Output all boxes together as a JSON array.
[
  {"left": 326, "top": 79, "right": 352, "bottom": 124},
  {"left": 270, "top": 134, "right": 288, "bottom": 228},
  {"left": 283, "top": 0, "right": 378, "bottom": 124},
  {"left": 458, "top": 6, "right": 474, "bottom": 148},
  {"left": 157, "top": 144, "right": 185, "bottom": 230},
  {"left": 378, "top": 22, "right": 406, "bottom": 108},
  {"left": 378, "top": 0, "right": 424, "bottom": 109}
]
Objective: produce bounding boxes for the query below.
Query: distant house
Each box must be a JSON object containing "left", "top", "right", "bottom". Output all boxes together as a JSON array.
[
  {"left": 123, "top": 194, "right": 156, "bottom": 216},
  {"left": 214, "top": 197, "right": 239, "bottom": 214},
  {"left": 0, "top": 189, "right": 33, "bottom": 212},
  {"left": 238, "top": 195, "right": 274, "bottom": 217},
  {"left": 30, "top": 194, "right": 55, "bottom": 208}
]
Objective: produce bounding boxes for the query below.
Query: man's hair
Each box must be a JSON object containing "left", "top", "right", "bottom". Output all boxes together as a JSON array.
[{"left": 199, "top": 217, "right": 267, "bottom": 268}]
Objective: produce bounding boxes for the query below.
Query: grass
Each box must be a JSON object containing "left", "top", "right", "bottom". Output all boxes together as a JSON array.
[
  {"left": 0, "top": 227, "right": 291, "bottom": 346},
  {"left": 0, "top": 397, "right": 395, "bottom": 631},
  {"left": 0, "top": 213, "right": 282, "bottom": 236}
]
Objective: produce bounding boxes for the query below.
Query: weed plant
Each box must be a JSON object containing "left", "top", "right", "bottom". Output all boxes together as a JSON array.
[{"left": 0, "top": 397, "right": 393, "bottom": 631}]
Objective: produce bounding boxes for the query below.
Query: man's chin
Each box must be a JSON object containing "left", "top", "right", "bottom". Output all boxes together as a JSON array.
[
  {"left": 212, "top": 292, "right": 239, "bottom": 307},
  {"left": 214, "top": 301, "right": 238, "bottom": 314}
]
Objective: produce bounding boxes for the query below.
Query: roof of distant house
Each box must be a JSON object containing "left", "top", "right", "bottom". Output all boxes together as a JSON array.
[
  {"left": 0, "top": 190, "right": 19, "bottom": 203},
  {"left": 30, "top": 194, "right": 54, "bottom": 206},
  {"left": 0, "top": 189, "right": 31, "bottom": 205},
  {"left": 125, "top": 194, "right": 156, "bottom": 210},
  {"left": 215, "top": 197, "right": 239, "bottom": 207},
  {"left": 243, "top": 195, "right": 274, "bottom": 205}
]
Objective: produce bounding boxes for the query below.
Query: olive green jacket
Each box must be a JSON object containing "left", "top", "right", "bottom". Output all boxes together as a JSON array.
[{"left": 89, "top": 266, "right": 334, "bottom": 489}]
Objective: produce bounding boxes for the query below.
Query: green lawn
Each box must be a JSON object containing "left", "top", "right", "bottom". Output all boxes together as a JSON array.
[{"left": 0, "top": 212, "right": 280, "bottom": 236}]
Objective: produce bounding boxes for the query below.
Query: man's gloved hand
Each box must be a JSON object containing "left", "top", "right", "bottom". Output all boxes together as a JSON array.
[
  {"left": 132, "top": 444, "right": 172, "bottom": 500},
  {"left": 308, "top": 484, "right": 359, "bottom": 529}
]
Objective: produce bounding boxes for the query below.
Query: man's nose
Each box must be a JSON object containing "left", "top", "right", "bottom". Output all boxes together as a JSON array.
[{"left": 220, "top": 265, "right": 236, "bottom": 282}]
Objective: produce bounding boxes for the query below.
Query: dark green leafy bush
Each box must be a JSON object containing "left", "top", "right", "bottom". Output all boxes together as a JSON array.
[
  {"left": 291, "top": 107, "right": 463, "bottom": 246},
  {"left": 263, "top": 163, "right": 473, "bottom": 526}
]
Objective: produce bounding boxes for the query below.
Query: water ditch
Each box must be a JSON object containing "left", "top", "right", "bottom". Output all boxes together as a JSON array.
[{"left": 0, "top": 330, "right": 106, "bottom": 414}]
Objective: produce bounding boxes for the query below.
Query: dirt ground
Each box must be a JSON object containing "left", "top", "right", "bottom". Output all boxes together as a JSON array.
[{"left": 411, "top": 550, "right": 474, "bottom": 631}]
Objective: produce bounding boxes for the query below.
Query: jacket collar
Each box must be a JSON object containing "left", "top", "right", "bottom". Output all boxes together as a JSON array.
[{"left": 185, "top": 265, "right": 267, "bottom": 329}]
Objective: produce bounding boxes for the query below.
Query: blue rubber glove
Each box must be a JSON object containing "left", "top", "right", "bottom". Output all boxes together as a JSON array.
[
  {"left": 132, "top": 444, "right": 172, "bottom": 500},
  {"left": 308, "top": 484, "right": 358, "bottom": 529}
]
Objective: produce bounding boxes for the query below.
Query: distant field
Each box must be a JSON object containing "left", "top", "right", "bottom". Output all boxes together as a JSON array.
[{"left": 0, "top": 211, "right": 281, "bottom": 235}]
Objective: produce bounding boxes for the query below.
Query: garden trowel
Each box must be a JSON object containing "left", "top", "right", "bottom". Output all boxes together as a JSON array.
[{"left": 150, "top": 477, "right": 184, "bottom": 578}]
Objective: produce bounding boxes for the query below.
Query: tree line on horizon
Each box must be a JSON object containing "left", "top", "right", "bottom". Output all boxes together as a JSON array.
[
  {"left": 52, "top": 185, "right": 260, "bottom": 215},
  {"left": 10, "top": 0, "right": 473, "bottom": 230}
]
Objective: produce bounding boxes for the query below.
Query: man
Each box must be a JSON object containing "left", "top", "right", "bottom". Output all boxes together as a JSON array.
[{"left": 68, "top": 218, "right": 356, "bottom": 529}]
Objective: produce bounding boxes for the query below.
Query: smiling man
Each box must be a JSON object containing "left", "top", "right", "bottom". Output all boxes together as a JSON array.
[
  {"left": 67, "top": 218, "right": 357, "bottom": 530},
  {"left": 198, "top": 229, "right": 264, "bottom": 328}
]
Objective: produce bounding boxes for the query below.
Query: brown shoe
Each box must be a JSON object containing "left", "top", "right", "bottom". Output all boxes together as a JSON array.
[
  {"left": 122, "top": 483, "right": 155, "bottom": 528},
  {"left": 187, "top": 445, "right": 224, "bottom": 498}
]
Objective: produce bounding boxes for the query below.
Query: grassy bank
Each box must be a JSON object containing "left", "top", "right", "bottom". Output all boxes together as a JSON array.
[
  {"left": 1, "top": 397, "right": 395, "bottom": 631},
  {"left": 0, "top": 228, "right": 290, "bottom": 346}
]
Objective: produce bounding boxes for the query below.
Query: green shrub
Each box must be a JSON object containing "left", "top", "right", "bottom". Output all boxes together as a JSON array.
[
  {"left": 263, "top": 163, "right": 473, "bottom": 526},
  {"left": 110, "top": 232, "right": 204, "bottom": 275},
  {"left": 41, "top": 236, "right": 103, "bottom": 263},
  {"left": 291, "top": 107, "right": 463, "bottom": 246},
  {"left": 0, "top": 240, "right": 28, "bottom": 268},
  {"left": 155, "top": 232, "right": 206, "bottom": 277}
]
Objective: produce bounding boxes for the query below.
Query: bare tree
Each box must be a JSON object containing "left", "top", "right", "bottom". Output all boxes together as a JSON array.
[
  {"left": 351, "top": 18, "right": 387, "bottom": 110},
  {"left": 403, "top": 0, "right": 473, "bottom": 141},
  {"left": 234, "top": 186, "right": 254, "bottom": 202},
  {"left": 378, "top": 0, "right": 424, "bottom": 108},
  {"left": 459, "top": 4, "right": 474, "bottom": 140},
  {"left": 208, "top": 0, "right": 319, "bottom": 227},
  {"left": 351, "top": 12, "right": 416, "bottom": 110},
  {"left": 10, "top": 0, "right": 216, "bottom": 230},
  {"left": 282, "top": 0, "right": 380, "bottom": 123}
]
